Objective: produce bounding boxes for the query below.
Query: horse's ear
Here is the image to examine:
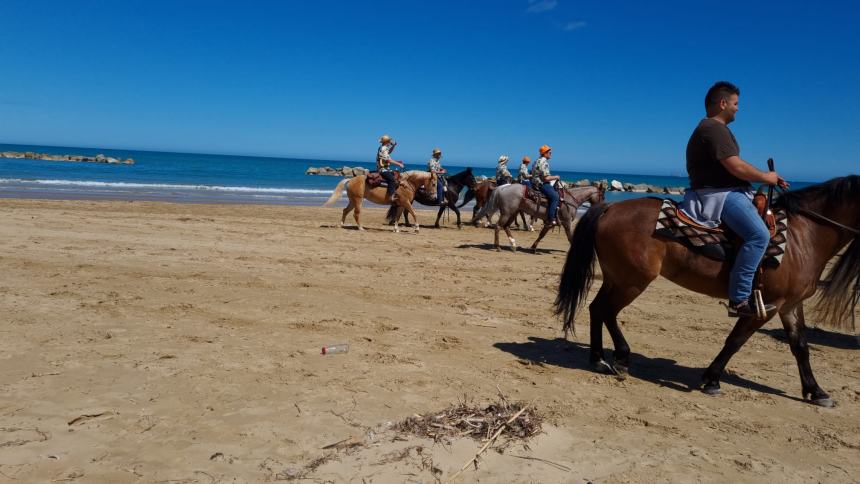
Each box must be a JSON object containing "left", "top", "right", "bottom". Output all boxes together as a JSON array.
[{"left": 466, "top": 167, "right": 472, "bottom": 172}]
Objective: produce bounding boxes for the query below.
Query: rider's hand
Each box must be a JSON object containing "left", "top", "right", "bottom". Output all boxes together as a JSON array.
[
  {"left": 762, "top": 172, "right": 780, "bottom": 186},
  {"left": 777, "top": 176, "right": 789, "bottom": 189}
]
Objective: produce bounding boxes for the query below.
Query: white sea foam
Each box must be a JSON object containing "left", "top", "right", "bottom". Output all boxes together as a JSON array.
[{"left": 0, "top": 178, "right": 332, "bottom": 195}]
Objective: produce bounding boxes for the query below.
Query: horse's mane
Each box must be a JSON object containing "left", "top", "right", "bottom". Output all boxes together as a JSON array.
[
  {"left": 774, "top": 174, "right": 859, "bottom": 333},
  {"left": 776, "top": 174, "right": 860, "bottom": 213}
]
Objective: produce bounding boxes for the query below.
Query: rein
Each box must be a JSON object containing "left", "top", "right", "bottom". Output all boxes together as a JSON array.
[
  {"left": 774, "top": 186, "right": 860, "bottom": 236},
  {"left": 795, "top": 208, "right": 860, "bottom": 236}
]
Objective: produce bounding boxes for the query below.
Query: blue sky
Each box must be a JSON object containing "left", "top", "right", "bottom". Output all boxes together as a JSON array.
[{"left": 1, "top": 0, "right": 857, "bottom": 180}]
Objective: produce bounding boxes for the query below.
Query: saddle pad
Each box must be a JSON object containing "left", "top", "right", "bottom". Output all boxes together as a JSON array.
[{"left": 655, "top": 199, "right": 788, "bottom": 266}]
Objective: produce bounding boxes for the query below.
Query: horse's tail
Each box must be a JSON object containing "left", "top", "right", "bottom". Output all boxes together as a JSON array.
[
  {"left": 472, "top": 186, "right": 500, "bottom": 223},
  {"left": 554, "top": 202, "right": 608, "bottom": 338},
  {"left": 814, "top": 238, "right": 859, "bottom": 333},
  {"left": 322, "top": 178, "right": 350, "bottom": 207},
  {"left": 384, "top": 204, "right": 398, "bottom": 224},
  {"left": 457, "top": 188, "right": 475, "bottom": 209}
]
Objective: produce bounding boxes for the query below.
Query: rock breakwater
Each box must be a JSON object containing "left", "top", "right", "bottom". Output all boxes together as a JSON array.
[{"left": 1, "top": 151, "right": 134, "bottom": 164}]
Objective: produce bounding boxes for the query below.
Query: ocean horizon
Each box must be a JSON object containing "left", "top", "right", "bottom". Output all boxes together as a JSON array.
[{"left": 0, "top": 143, "right": 816, "bottom": 206}]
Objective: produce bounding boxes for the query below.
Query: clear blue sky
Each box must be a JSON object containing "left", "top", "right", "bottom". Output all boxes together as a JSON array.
[{"left": 1, "top": 0, "right": 858, "bottom": 180}]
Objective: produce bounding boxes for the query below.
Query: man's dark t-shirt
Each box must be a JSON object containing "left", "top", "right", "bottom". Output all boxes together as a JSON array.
[{"left": 686, "top": 118, "right": 750, "bottom": 190}]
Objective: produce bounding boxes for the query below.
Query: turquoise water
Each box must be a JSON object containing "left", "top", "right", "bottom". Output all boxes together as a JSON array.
[{"left": 0, "top": 143, "right": 814, "bottom": 206}]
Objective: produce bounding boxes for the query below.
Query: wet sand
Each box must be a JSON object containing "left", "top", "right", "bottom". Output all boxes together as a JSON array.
[{"left": 0, "top": 198, "right": 857, "bottom": 483}]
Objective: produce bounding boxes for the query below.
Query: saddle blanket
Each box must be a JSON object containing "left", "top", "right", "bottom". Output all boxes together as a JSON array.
[{"left": 654, "top": 198, "right": 787, "bottom": 267}]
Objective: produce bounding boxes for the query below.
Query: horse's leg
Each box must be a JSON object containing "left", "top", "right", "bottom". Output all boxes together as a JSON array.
[
  {"left": 587, "top": 283, "right": 611, "bottom": 367},
  {"left": 494, "top": 212, "right": 513, "bottom": 251},
  {"left": 502, "top": 218, "right": 517, "bottom": 252},
  {"left": 353, "top": 198, "right": 365, "bottom": 231},
  {"left": 452, "top": 204, "right": 462, "bottom": 229},
  {"left": 341, "top": 199, "right": 355, "bottom": 228},
  {"left": 529, "top": 224, "right": 552, "bottom": 253},
  {"left": 404, "top": 202, "right": 419, "bottom": 233},
  {"left": 701, "top": 316, "right": 765, "bottom": 395},
  {"left": 780, "top": 304, "right": 834, "bottom": 407},
  {"left": 435, "top": 206, "right": 445, "bottom": 228}
]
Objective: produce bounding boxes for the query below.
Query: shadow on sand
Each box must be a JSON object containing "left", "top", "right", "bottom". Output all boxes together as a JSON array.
[
  {"left": 759, "top": 327, "right": 859, "bottom": 350},
  {"left": 456, "top": 243, "right": 563, "bottom": 255},
  {"left": 494, "top": 336, "right": 802, "bottom": 402}
]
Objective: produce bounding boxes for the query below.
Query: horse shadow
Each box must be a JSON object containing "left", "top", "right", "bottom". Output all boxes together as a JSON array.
[
  {"left": 494, "top": 336, "right": 800, "bottom": 401},
  {"left": 456, "top": 243, "right": 564, "bottom": 255},
  {"left": 758, "top": 327, "right": 859, "bottom": 350}
]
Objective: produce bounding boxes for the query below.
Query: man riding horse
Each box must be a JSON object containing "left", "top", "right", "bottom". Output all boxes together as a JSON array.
[
  {"left": 427, "top": 148, "right": 447, "bottom": 204},
  {"left": 531, "top": 145, "right": 561, "bottom": 227},
  {"left": 496, "top": 155, "right": 513, "bottom": 185},
  {"left": 377, "top": 134, "right": 404, "bottom": 203},
  {"left": 682, "top": 81, "right": 790, "bottom": 319},
  {"left": 517, "top": 156, "right": 532, "bottom": 189}
]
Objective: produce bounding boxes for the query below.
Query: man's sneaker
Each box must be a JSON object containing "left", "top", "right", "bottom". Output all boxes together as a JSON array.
[{"left": 726, "top": 299, "right": 776, "bottom": 319}]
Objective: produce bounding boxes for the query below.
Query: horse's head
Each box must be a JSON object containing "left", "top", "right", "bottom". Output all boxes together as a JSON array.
[
  {"left": 464, "top": 167, "right": 477, "bottom": 189},
  {"left": 593, "top": 184, "right": 607, "bottom": 204},
  {"left": 425, "top": 171, "right": 437, "bottom": 194}
]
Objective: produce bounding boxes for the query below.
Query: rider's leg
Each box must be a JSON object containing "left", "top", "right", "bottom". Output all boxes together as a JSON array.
[
  {"left": 541, "top": 182, "right": 559, "bottom": 224},
  {"left": 436, "top": 179, "right": 444, "bottom": 204},
  {"left": 720, "top": 190, "right": 771, "bottom": 311},
  {"left": 381, "top": 171, "right": 397, "bottom": 202}
]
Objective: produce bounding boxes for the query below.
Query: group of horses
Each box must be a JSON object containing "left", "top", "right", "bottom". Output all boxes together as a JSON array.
[
  {"left": 324, "top": 168, "right": 859, "bottom": 407},
  {"left": 323, "top": 167, "right": 604, "bottom": 252}
]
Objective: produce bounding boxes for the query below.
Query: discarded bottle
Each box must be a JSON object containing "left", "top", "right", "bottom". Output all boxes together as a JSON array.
[{"left": 321, "top": 344, "right": 349, "bottom": 355}]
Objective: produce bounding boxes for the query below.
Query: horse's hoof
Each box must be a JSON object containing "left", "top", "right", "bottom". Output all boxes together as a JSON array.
[
  {"left": 805, "top": 391, "right": 836, "bottom": 408},
  {"left": 591, "top": 359, "right": 616, "bottom": 375},
  {"left": 701, "top": 382, "right": 721, "bottom": 396},
  {"left": 611, "top": 363, "right": 629, "bottom": 380}
]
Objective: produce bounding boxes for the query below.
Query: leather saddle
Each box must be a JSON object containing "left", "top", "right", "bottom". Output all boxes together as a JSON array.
[
  {"left": 524, "top": 184, "right": 565, "bottom": 209},
  {"left": 654, "top": 196, "right": 788, "bottom": 267},
  {"left": 366, "top": 170, "right": 400, "bottom": 189}
]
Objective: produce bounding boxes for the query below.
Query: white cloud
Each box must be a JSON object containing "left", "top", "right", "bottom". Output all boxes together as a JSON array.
[
  {"left": 526, "top": 0, "right": 558, "bottom": 13},
  {"left": 564, "top": 21, "right": 587, "bottom": 31}
]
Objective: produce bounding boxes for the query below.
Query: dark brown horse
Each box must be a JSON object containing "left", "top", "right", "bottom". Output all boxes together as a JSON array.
[
  {"left": 385, "top": 168, "right": 477, "bottom": 228},
  {"left": 554, "top": 176, "right": 860, "bottom": 407}
]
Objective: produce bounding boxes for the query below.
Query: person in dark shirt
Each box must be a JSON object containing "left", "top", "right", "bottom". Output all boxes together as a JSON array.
[{"left": 684, "top": 81, "right": 789, "bottom": 319}]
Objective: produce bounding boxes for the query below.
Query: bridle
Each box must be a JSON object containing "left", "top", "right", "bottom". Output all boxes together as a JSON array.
[
  {"left": 794, "top": 208, "right": 860, "bottom": 236},
  {"left": 774, "top": 186, "right": 860, "bottom": 236}
]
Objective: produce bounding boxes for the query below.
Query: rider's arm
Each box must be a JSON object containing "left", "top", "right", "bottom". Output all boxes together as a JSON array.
[
  {"left": 720, "top": 156, "right": 786, "bottom": 187},
  {"left": 390, "top": 160, "right": 404, "bottom": 168}
]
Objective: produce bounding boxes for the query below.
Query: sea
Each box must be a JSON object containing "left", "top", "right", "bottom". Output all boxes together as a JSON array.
[{"left": 0, "top": 143, "right": 814, "bottom": 207}]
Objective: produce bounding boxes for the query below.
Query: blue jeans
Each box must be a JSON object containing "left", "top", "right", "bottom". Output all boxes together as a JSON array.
[
  {"left": 540, "top": 182, "right": 559, "bottom": 221},
  {"left": 520, "top": 180, "right": 532, "bottom": 189},
  {"left": 380, "top": 170, "right": 397, "bottom": 197},
  {"left": 436, "top": 179, "right": 445, "bottom": 203},
  {"left": 721, "top": 190, "right": 770, "bottom": 304}
]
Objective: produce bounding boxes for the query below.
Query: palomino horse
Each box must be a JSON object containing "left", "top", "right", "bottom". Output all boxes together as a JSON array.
[
  {"left": 460, "top": 180, "right": 533, "bottom": 230},
  {"left": 474, "top": 184, "right": 605, "bottom": 252},
  {"left": 555, "top": 176, "right": 859, "bottom": 406},
  {"left": 323, "top": 170, "right": 436, "bottom": 233},
  {"left": 386, "top": 168, "right": 477, "bottom": 228}
]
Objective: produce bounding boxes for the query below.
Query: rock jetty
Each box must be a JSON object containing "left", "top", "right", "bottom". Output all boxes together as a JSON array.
[
  {"left": 306, "top": 166, "right": 369, "bottom": 178},
  {"left": 0, "top": 151, "right": 134, "bottom": 165}
]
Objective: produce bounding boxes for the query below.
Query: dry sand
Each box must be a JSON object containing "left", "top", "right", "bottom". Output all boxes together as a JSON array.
[{"left": 0, "top": 198, "right": 858, "bottom": 483}]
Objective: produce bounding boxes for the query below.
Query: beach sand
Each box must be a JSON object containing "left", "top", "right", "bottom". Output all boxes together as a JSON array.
[{"left": 1, "top": 198, "right": 858, "bottom": 483}]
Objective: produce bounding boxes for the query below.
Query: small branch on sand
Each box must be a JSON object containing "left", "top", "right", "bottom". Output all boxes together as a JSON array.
[{"left": 444, "top": 401, "right": 533, "bottom": 484}]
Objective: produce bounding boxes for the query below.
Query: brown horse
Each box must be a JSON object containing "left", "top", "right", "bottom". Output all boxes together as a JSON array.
[
  {"left": 323, "top": 170, "right": 436, "bottom": 233},
  {"left": 474, "top": 184, "right": 605, "bottom": 252},
  {"left": 554, "top": 176, "right": 860, "bottom": 406}
]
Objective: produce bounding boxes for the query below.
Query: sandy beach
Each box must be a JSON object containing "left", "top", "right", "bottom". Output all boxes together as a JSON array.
[{"left": 1, "top": 198, "right": 858, "bottom": 483}]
